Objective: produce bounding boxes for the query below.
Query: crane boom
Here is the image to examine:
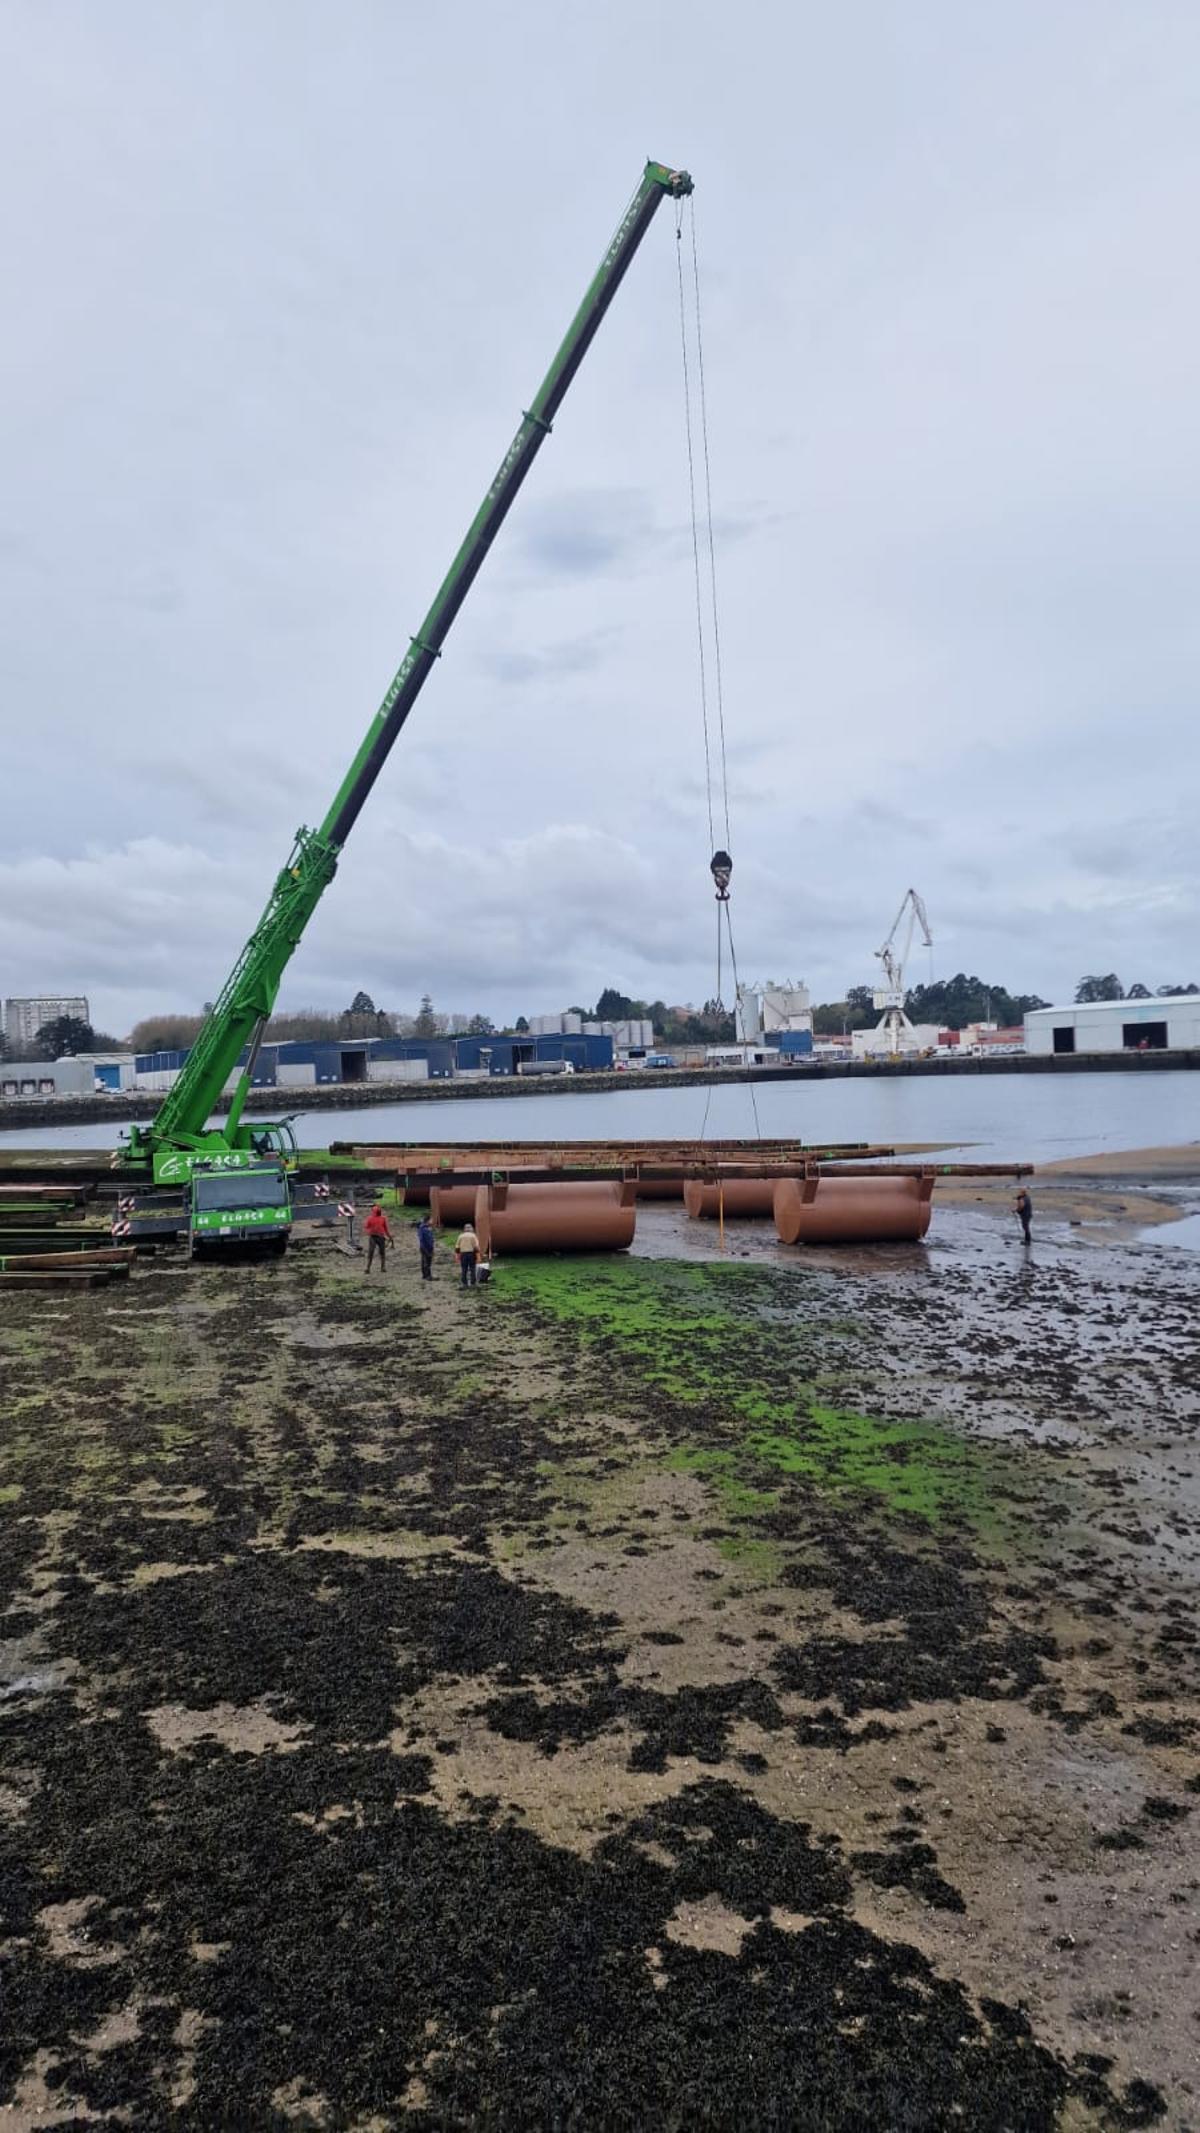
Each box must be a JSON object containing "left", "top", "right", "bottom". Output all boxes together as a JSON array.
[{"left": 127, "top": 160, "right": 692, "bottom": 1182}]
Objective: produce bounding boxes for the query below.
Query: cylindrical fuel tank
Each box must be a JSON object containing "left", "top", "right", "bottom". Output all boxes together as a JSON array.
[
  {"left": 774, "top": 1174, "right": 933, "bottom": 1246},
  {"left": 399, "top": 1180, "right": 433, "bottom": 1206},
  {"left": 683, "top": 1177, "right": 786, "bottom": 1219},
  {"left": 635, "top": 1177, "right": 686, "bottom": 1200},
  {"left": 474, "top": 1180, "right": 636, "bottom": 1256},
  {"left": 429, "top": 1184, "right": 480, "bottom": 1227}
]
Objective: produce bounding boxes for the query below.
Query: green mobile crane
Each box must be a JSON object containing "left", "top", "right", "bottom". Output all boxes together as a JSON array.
[{"left": 123, "top": 159, "right": 693, "bottom": 1222}]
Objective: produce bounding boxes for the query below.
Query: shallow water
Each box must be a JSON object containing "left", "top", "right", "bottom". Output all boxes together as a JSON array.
[
  {"left": 2, "top": 1066, "right": 1198, "bottom": 1165},
  {"left": 1142, "top": 1208, "right": 1200, "bottom": 1249}
]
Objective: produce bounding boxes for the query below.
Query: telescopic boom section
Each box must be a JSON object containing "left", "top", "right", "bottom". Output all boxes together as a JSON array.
[{"left": 128, "top": 160, "right": 692, "bottom": 1175}]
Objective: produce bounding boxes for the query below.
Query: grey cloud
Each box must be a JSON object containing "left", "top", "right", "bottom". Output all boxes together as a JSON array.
[
  {"left": 481, "top": 628, "right": 617, "bottom": 687},
  {"left": 2, "top": 2, "right": 1199, "bottom": 1030},
  {"left": 513, "top": 489, "right": 659, "bottom": 579},
  {"left": 855, "top": 797, "right": 932, "bottom": 836}
]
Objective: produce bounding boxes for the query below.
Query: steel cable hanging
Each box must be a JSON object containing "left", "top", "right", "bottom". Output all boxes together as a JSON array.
[
  {"left": 675, "top": 204, "right": 716, "bottom": 858},
  {"left": 690, "top": 209, "right": 731, "bottom": 854},
  {"left": 676, "top": 200, "right": 760, "bottom": 1142}
]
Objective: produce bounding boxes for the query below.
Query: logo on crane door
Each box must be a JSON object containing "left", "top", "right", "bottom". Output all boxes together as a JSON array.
[{"left": 156, "top": 1150, "right": 259, "bottom": 1182}]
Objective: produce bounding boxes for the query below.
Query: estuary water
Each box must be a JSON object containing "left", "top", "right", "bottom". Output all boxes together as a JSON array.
[{"left": 2, "top": 1068, "right": 1196, "bottom": 1167}]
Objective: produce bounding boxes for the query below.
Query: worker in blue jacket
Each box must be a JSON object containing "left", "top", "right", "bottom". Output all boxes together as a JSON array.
[{"left": 416, "top": 1215, "right": 435, "bottom": 1281}]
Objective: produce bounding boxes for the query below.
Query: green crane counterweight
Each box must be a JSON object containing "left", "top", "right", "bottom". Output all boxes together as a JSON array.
[{"left": 125, "top": 160, "right": 693, "bottom": 1188}]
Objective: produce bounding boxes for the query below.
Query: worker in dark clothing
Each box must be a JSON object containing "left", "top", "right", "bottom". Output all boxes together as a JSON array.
[
  {"left": 416, "top": 1215, "right": 435, "bottom": 1280},
  {"left": 1014, "top": 1185, "right": 1033, "bottom": 1246},
  {"left": 364, "top": 1203, "right": 393, "bottom": 1273}
]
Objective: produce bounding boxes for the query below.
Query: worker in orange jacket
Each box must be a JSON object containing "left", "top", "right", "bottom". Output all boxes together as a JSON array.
[{"left": 364, "top": 1203, "right": 394, "bottom": 1273}]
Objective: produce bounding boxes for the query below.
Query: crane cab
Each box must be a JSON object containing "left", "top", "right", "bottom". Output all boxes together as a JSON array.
[{"left": 187, "top": 1160, "right": 292, "bottom": 1258}]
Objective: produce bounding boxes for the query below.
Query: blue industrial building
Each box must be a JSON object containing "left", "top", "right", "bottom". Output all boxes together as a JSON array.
[
  {"left": 134, "top": 1030, "right": 612, "bottom": 1092},
  {"left": 451, "top": 1032, "right": 612, "bottom": 1075}
]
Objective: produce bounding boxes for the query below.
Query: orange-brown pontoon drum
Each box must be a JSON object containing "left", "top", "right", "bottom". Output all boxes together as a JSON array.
[
  {"left": 474, "top": 1181, "right": 637, "bottom": 1256},
  {"left": 774, "top": 1173, "right": 934, "bottom": 1245},
  {"left": 684, "top": 1177, "right": 797, "bottom": 1219},
  {"left": 398, "top": 1178, "right": 434, "bottom": 1206},
  {"left": 429, "top": 1184, "right": 480, "bottom": 1227}
]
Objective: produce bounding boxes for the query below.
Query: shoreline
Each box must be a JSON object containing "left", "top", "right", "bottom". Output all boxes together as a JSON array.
[
  {"left": 935, "top": 1142, "right": 1200, "bottom": 1236},
  {"left": 3, "top": 1046, "right": 1199, "bottom": 1133}
]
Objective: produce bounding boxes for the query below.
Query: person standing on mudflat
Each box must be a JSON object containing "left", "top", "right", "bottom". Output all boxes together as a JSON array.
[
  {"left": 1014, "top": 1185, "right": 1033, "bottom": 1247},
  {"left": 454, "top": 1222, "right": 480, "bottom": 1288},
  {"left": 364, "top": 1203, "right": 393, "bottom": 1273},
  {"left": 416, "top": 1215, "right": 435, "bottom": 1281}
]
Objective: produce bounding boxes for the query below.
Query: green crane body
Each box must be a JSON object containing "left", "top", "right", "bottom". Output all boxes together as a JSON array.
[{"left": 126, "top": 160, "right": 692, "bottom": 1188}]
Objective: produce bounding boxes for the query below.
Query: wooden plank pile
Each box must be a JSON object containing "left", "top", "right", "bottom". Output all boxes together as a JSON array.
[{"left": 0, "top": 1180, "right": 139, "bottom": 1288}]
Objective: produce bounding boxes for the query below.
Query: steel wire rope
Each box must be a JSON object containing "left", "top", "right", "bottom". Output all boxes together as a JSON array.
[
  {"left": 676, "top": 201, "right": 718, "bottom": 1144},
  {"left": 675, "top": 203, "right": 716, "bottom": 858},
  {"left": 694, "top": 202, "right": 760, "bottom": 1139},
  {"left": 689, "top": 205, "right": 732, "bottom": 852},
  {"left": 676, "top": 201, "right": 761, "bottom": 1145}
]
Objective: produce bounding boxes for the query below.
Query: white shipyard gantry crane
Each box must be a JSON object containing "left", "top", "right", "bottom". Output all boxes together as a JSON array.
[{"left": 872, "top": 888, "right": 933, "bottom": 1055}]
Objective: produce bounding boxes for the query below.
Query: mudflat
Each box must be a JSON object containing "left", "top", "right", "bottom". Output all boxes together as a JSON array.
[
  {"left": 936, "top": 1142, "right": 1200, "bottom": 1237},
  {"left": 1, "top": 1193, "right": 1197, "bottom": 2128}
]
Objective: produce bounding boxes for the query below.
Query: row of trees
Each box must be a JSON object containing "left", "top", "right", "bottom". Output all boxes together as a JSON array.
[
  {"left": 1074, "top": 975, "right": 1198, "bottom": 1002},
  {"left": 126, "top": 988, "right": 736, "bottom": 1054},
  {"left": 815, "top": 972, "right": 1199, "bottom": 1035},
  {"left": 811, "top": 975, "right": 1049, "bottom": 1035},
  {"left": 0, "top": 1015, "right": 123, "bottom": 1063},
  {"left": 587, "top": 988, "right": 736, "bottom": 1045},
  {"left": 126, "top": 993, "right": 514, "bottom": 1056}
]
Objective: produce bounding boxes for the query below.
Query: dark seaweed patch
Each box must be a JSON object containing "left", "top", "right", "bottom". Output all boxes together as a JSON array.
[
  {"left": 851, "top": 1836, "right": 967, "bottom": 1913},
  {"left": 479, "top": 1675, "right": 786, "bottom": 1771}
]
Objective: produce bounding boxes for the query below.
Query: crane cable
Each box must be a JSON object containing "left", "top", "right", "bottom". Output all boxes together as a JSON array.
[
  {"left": 674, "top": 203, "right": 717, "bottom": 858},
  {"left": 675, "top": 200, "right": 760, "bottom": 1142},
  {"left": 689, "top": 208, "right": 732, "bottom": 856}
]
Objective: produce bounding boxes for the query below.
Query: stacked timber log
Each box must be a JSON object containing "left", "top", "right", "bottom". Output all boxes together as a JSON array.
[{"left": 0, "top": 1181, "right": 141, "bottom": 1286}]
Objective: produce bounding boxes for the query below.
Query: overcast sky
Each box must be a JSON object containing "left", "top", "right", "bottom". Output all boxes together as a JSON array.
[{"left": 2, "top": 1, "right": 1197, "bottom": 1036}]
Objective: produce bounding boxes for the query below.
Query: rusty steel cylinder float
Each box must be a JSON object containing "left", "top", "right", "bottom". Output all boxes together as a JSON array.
[
  {"left": 474, "top": 1180, "right": 637, "bottom": 1256},
  {"left": 774, "top": 1174, "right": 934, "bottom": 1246},
  {"left": 429, "top": 1184, "right": 480, "bottom": 1228},
  {"left": 407, "top": 1164, "right": 548, "bottom": 1209},
  {"left": 683, "top": 1177, "right": 794, "bottom": 1220}
]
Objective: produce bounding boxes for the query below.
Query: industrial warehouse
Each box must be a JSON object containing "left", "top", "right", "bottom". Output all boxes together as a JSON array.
[{"left": 1024, "top": 992, "right": 1200, "bottom": 1056}]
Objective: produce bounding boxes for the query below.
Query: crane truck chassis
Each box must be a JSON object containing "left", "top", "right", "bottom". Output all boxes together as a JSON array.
[
  {"left": 118, "top": 159, "right": 693, "bottom": 1220},
  {"left": 186, "top": 1159, "right": 292, "bottom": 1257}
]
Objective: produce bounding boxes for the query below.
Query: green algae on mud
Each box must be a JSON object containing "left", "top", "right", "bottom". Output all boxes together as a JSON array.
[{"left": 497, "top": 1255, "right": 1042, "bottom": 1545}]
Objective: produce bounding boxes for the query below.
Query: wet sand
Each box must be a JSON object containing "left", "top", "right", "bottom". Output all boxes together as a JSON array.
[{"left": 935, "top": 1141, "right": 1200, "bottom": 1239}]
